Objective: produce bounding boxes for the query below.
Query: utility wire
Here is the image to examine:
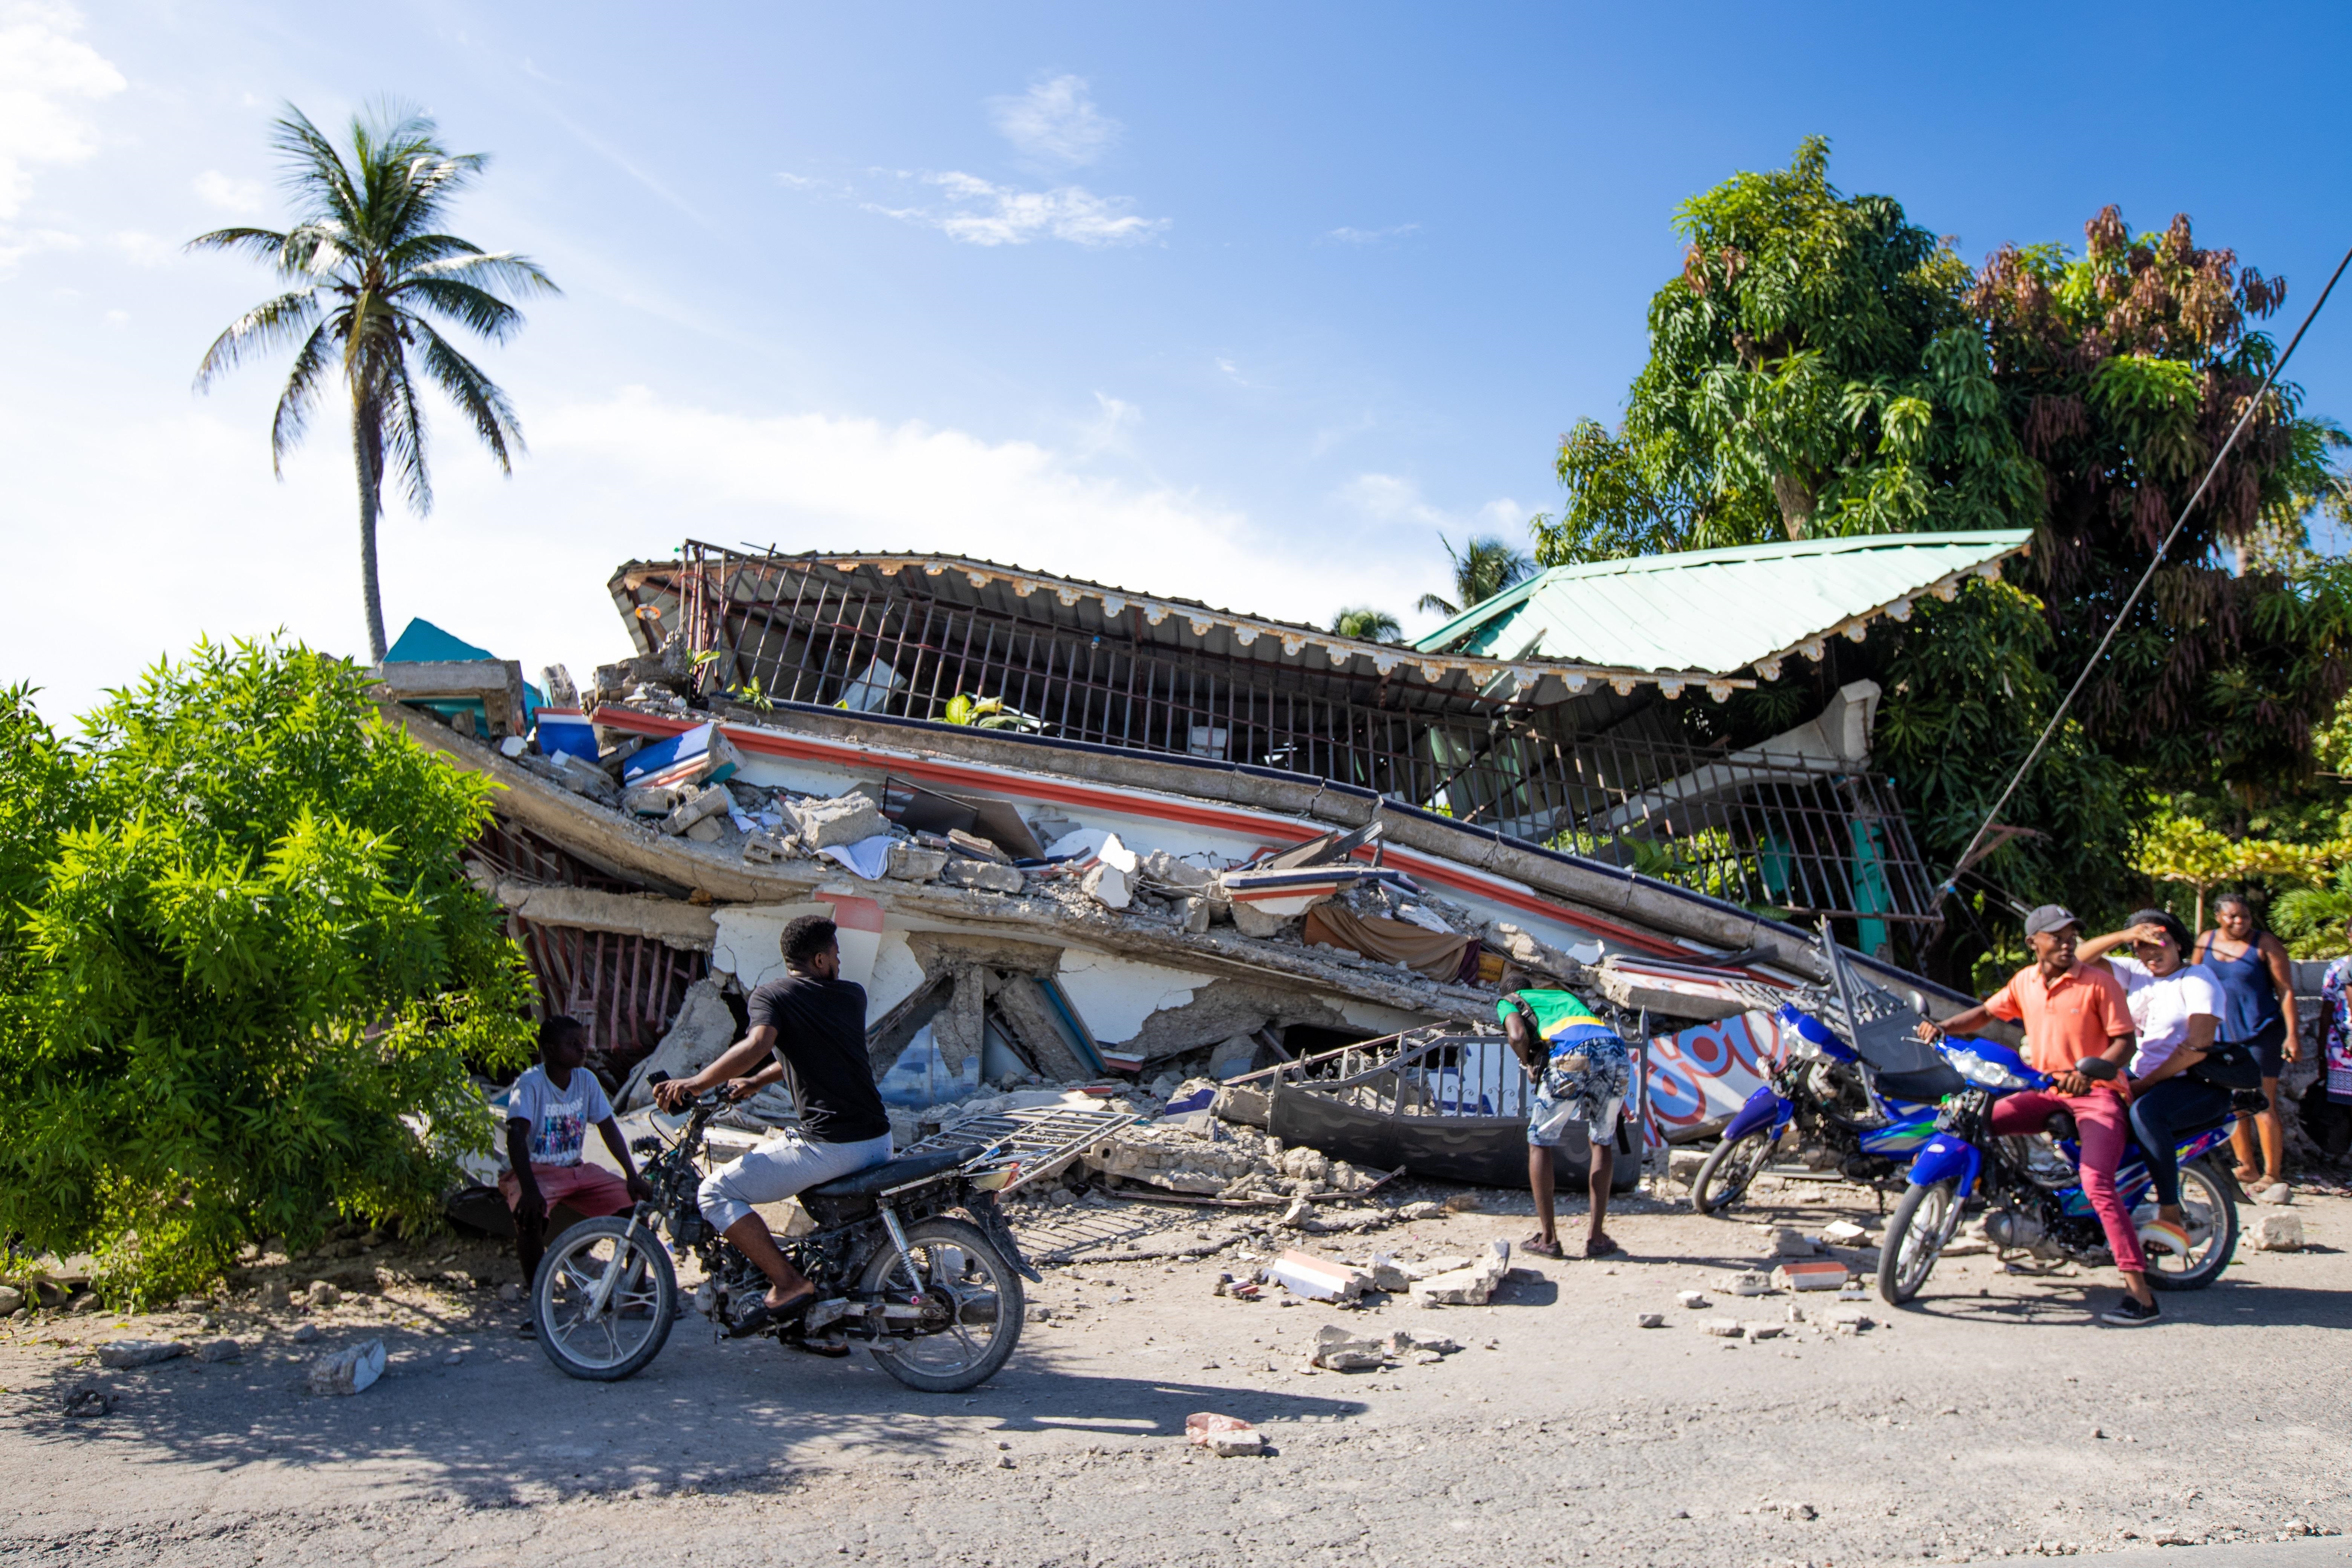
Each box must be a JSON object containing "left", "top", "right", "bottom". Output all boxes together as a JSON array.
[{"left": 1933, "top": 239, "right": 2352, "bottom": 914}]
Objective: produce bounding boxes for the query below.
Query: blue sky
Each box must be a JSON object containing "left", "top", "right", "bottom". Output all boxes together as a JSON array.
[{"left": 7, "top": 0, "right": 2352, "bottom": 723}]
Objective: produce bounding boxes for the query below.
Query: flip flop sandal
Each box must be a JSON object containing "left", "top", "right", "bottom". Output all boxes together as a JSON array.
[
  {"left": 1523, "top": 1237, "right": 1566, "bottom": 1259},
  {"left": 1585, "top": 1234, "right": 1623, "bottom": 1259},
  {"left": 729, "top": 1291, "right": 817, "bottom": 1338}
]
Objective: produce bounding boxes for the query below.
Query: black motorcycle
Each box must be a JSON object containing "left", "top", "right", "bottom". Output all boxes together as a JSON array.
[{"left": 528, "top": 1075, "right": 1038, "bottom": 1392}]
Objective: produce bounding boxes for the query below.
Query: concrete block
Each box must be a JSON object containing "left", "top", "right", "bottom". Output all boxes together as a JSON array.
[
  {"left": 1082, "top": 861, "right": 1132, "bottom": 909},
  {"left": 660, "top": 785, "right": 731, "bottom": 836},
  {"left": 886, "top": 843, "right": 948, "bottom": 881},
  {"left": 1229, "top": 900, "right": 1293, "bottom": 938},
  {"left": 1411, "top": 1240, "right": 1511, "bottom": 1306},
  {"left": 1677, "top": 1291, "right": 1710, "bottom": 1309},
  {"left": 2248, "top": 1212, "right": 2305, "bottom": 1251},
  {"left": 1366, "top": 1254, "right": 1413, "bottom": 1292},
  {"left": 307, "top": 1339, "right": 387, "bottom": 1396},
  {"left": 1311, "top": 1324, "right": 1387, "bottom": 1370},
  {"left": 1704, "top": 1319, "right": 1744, "bottom": 1337},
  {"left": 942, "top": 859, "right": 1024, "bottom": 894},
  {"left": 1773, "top": 1260, "right": 1851, "bottom": 1292},
  {"left": 97, "top": 1339, "right": 186, "bottom": 1369},
  {"left": 1266, "top": 1250, "right": 1372, "bottom": 1303},
  {"left": 684, "top": 816, "right": 722, "bottom": 843},
  {"left": 1727, "top": 1271, "right": 1771, "bottom": 1296},
  {"left": 795, "top": 793, "right": 886, "bottom": 849},
  {"left": 1772, "top": 1228, "right": 1820, "bottom": 1258},
  {"left": 192, "top": 1337, "right": 242, "bottom": 1363},
  {"left": 1636, "top": 1312, "right": 1666, "bottom": 1328},
  {"left": 743, "top": 830, "right": 795, "bottom": 864},
  {"left": 1820, "top": 1219, "right": 1870, "bottom": 1245},
  {"left": 621, "top": 783, "right": 681, "bottom": 817}
]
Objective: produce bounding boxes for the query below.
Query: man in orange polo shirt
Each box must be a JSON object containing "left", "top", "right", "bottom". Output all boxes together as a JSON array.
[{"left": 1932, "top": 905, "right": 2155, "bottom": 1324}]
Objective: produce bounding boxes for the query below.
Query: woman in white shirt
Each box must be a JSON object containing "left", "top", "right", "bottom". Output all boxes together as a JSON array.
[{"left": 2079, "top": 909, "right": 2226, "bottom": 1259}]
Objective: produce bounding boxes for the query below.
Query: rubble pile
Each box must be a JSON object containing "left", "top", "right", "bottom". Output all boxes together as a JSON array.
[{"left": 1083, "top": 1116, "right": 1378, "bottom": 1202}]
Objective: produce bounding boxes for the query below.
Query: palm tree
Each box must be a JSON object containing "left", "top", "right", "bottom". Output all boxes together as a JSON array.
[
  {"left": 1414, "top": 534, "right": 1534, "bottom": 618},
  {"left": 1328, "top": 606, "right": 1403, "bottom": 643},
  {"left": 189, "top": 103, "right": 559, "bottom": 661}
]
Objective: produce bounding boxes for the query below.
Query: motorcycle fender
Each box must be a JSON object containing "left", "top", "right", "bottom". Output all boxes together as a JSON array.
[
  {"left": 1723, "top": 1085, "right": 1793, "bottom": 1144},
  {"left": 966, "top": 1191, "right": 1043, "bottom": 1284},
  {"left": 1906, "top": 1133, "right": 1981, "bottom": 1197}
]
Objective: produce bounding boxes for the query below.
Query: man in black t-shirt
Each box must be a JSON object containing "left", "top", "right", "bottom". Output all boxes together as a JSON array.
[{"left": 653, "top": 916, "right": 895, "bottom": 1331}]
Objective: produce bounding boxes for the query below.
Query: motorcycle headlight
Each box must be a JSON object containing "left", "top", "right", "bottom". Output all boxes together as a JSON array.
[{"left": 1943, "top": 1046, "right": 2029, "bottom": 1091}]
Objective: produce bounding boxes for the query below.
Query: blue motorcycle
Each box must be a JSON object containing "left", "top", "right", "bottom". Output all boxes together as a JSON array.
[
  {"left": 1689, "top": 1003, "right": 1957, "bottom": 1215},
  {"left": 1876, "top": 1039, "right": 2242, "bottom": 1305}
]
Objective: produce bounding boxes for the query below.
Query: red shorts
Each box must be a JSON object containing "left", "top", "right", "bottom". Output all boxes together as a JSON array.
[{"left": 499, "top": 1162, "right": 634, "bottom": 1224}]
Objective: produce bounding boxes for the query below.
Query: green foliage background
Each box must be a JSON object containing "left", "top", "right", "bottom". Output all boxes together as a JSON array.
[{"left": 0, "top": 640, "right": 534, "bottom": 1304}]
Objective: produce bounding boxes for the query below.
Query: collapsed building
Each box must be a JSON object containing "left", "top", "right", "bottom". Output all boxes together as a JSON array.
[{"left": 385, "top": 529, "right": 2032, "bottom": 1182}]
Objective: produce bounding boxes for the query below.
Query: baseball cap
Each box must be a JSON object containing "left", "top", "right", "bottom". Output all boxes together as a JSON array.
[{"left": 2023, "top": 904, "right": 2080, "bottom": 938}]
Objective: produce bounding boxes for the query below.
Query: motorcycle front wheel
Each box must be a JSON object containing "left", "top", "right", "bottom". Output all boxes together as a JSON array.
[
  {"left": 531, "top": 1215, "right": 678, "bottom": 1381},
  {"left": 1877, "top": 1179, "right": 1960, "bottom": 1305},
  {"left": 858, "top": 1214, "right": 1024, "bottom": 1394},
  {"left": 2144, "top": 1156, "right": 2238, "bottom": 1292},
  {"left": 1690, "top": 1129, "right": 1774, "bottom": 1215}
]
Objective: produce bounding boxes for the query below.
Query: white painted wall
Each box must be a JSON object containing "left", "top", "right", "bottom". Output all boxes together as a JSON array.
[
  {"left": 709, "top": 900, "right": 881, "bottom": 991},
  {"left": 1054, "top": 945, "right": 1216, "bottom": 1045},
  {"left": 866, "top": 928, "right": 928, "bottom": 1018}
]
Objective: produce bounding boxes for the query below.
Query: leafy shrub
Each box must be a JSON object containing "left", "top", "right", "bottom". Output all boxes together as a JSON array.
[{"left": 0, "top": 640, "right": 534, "bottom": 1305}]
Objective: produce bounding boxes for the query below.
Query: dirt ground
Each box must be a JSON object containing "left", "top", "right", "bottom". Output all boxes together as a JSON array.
[{"left": 3, "top": 1173, "right": 2348, "bottom": 1568}]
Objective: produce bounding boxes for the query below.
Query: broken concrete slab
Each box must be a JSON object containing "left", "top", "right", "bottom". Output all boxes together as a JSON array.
[
  {"left": 1185, "top": 1412, "right": 1265, "bottom": 1457},
  {"left": 307, "top": 1339, "right": 387, "bottom": 1396},
  {"left": 660, "top": 783, "right": 732, "bottom": 836},
  {"left": 192, "top": 1337, "right": 242, "bottom": 1363},
  {"left": 1311, "top": 1324, "right": 1387, "bottom": 1370},
  {"left": 942, "top": 859, "right": 1024, "bottom": 894},
  {"left": 1704, "top": 1319, "right": 1744, "bottom": 1337},
  {"left": 886, "top": 842, "right": 948, "bottom": 882},
  {"left": 1773, "top": 1260, "right": 1851, "bottom": 1292},
  {"left": 1264, "top": 1250, "right": 1372, "bottom": 1303},
  {"left": 795, "top": 793, "right": 887, "bottom": 849},
  {"left": 481, "top": 878, "right": 718, "bottom": 950},
  {"left": 96, "top": 1340, "right": 186, "bottom": 1369},
  {"left": 1410, "top": 1240, "right": 1510, "bottom": 1306}
]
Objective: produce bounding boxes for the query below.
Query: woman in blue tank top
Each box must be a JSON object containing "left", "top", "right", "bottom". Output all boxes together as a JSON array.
[{"left": 2195, "top": 892, "right": 2301, "bottom": 1202}]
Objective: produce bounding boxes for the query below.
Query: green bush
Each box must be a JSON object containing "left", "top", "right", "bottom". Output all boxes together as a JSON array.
[{"left": 0, "top": 639, "right": 534, "bottom": 1305}]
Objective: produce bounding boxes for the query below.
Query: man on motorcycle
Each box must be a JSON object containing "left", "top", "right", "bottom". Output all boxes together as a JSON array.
[
  {"left": 652, "top": 916, "right": 895, "bottom": 1333},
  {"left": 1920, "top": 905, "right": 2158, "bottom": 1325}
]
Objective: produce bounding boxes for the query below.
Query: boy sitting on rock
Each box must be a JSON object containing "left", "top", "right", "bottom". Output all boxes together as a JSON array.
[{"left": 502, "top": 1015, "right": 652, "bottom": 1329}]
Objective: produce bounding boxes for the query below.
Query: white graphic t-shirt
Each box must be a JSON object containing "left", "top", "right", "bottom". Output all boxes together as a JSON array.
[{"left": 506, "top": 1064, "right": 613, "bottom": 1167}]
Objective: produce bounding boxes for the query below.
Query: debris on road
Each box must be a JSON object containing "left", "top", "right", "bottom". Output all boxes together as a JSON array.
[
  {"left": 1705, "top": 1319, "right": 1744, "bottom": 1337},
  {"left": 1820, "top": 1219, "right": 1870, "bottom": 1245},
  {"left": 1311, "top": 1324, "right": 1387, "bottom": 1370},
  {"left": 1677, "top": 1290, "right": 1709, "bottom": 1309},
  {"left": 1727, "top": 1271, "right": 1770, "bottom": 1295},
  {"left": 1774, "top": 1260, "right": 1851, "bottom": 1292},
  {"left": 60, "top": 1386, "right": 113, "bottom": 1418},
  {"left": 2248, "top": 1213, "right": 2305, "bottom": 1252},
  {"left": 96, "top": 1340, "right": 186, "bottom": 1369},
  {"left": 1185, "top": 1412, "right": 1265, "bottom": 1457},
  {"left": 1410, "top": 1240, "right": 1511, "bottom": 1306},
  {"left": 192, "top": 1337, "right": 243, "bottom": 1363},
  {"left": 1636, "top": 1312, "right": 1666, "bottom": 1328},
  {"left": 308, "top": 1339, "right": 387, "bottom": 1396},
  {"left": 1264, "top": 1250, "right": 1372, "bottom": 1303}
]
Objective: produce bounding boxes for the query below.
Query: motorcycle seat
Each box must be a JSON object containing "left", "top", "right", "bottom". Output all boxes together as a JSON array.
[
  {"left": 802, "top": 1147, "right": 975, "bottom": 1203},
  {"left": 1873, "top": 1062, "right": 1966, "bottom": 1107}
]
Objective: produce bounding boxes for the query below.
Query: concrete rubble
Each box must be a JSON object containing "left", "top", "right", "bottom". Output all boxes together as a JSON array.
[
  {"left": 1185, "top": 1412, "right": 1265, "bottom": 1457},
  {"left": 307, "top": 1339, "right": 387, "bottom": 1396},
  {"left": 2248, "top": 1213, "right": 2305, "bottom": 1252},
  {"left": 1410, "top": 1240, "right": 1511, "bottom": 1306},
  {"left": 96, "top": 1339, "right": 186, "bottom": 1369}
]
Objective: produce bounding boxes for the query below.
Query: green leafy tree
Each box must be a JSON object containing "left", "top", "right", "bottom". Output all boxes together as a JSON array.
[
  {"left": 1329, "top": 606, "right": 1404, "bottom": 642},
  {"left": 1535, "top": 136, "right": 2038, "bottom": 563},
  {"left": 0, "top": 642, "right": 534, "bottom": 1305},
  {"left": 1416, "top": 535, "right": 1533, "bottom": 618},
  {"left": 188, "top": 104, "right": 559, "bottom": 662}
]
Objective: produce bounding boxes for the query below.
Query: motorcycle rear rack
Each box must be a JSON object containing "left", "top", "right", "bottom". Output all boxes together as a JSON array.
[{"left": 895, "top": 1102, "right": 1141, "bottom": 1196}]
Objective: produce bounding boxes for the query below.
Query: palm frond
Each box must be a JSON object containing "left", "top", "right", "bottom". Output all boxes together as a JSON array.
[
  {"left": 404, "top": 248, "right": 560, "bottom": 300},
  {"left": 398, "top": 277, "right": 524, "bottom": 341},
  {"left": 384, "top": 231, "right": 486, "bottom": 272},
  {"left": 278, "top": 220, "right": 354, "bottom": 282},
  {"left": 268, "top": 106, "right": 363, "bottom": 236},
  {"left": 268, "top": 319, "right": 336, "bottom": 472},
  {"left": 1415, "top": 593, "right": 1461, "bottom": 617},
  {"left": 184, "top": 227, "right": 292, "bottom": 266},
  {"left": 376, "top": 348, "right": 433, "bottom": 514},
  {"left": 191, "top": 289, "right": 320, "bottom": 389},
  {"left": 410, "top": 314, "right": 522, "bottom": 470}
]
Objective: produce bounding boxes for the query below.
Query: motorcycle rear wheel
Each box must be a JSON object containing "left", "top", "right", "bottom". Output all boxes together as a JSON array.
[
  {"left": 2143, "top": 1157, "right": 2237, "bottom": 1292},
  {"left": 531, "top": 1216, "right": 678, "bottom": 1381},
  {"left": 1690, "top": 1129, "right": 1773, "bottom": 1215},
  {"left": 1877, "top": 1179, "right": 1960, "bottom": 1305},
  {"left": 858, "top": 1214, "right": 1024, "bottom": 1394}
]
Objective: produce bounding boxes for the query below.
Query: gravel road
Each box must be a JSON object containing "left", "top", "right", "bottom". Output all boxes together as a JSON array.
[{"left": 3, "top": 1181, "right": 2346, "bottom": 1566}]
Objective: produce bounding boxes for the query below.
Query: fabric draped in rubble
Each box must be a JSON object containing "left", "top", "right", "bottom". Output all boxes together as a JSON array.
[{"left": 1301, "top": 904, "right": 1478, "bottom": 983}]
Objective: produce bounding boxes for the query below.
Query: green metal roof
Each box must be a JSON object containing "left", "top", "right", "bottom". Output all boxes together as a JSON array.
[{"left": 1414, "top": 530, "right": 2034, "bottom": 679}]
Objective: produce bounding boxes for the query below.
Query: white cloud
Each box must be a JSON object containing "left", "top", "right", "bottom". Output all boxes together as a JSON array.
[
  {"left": 1344, "top": 472, "right": 1452, "bottom": 529},
  {"left": 988, "top": 75, "right": 1119, "bottom": 167},
  {"left": 191, "top": 168, "right": 264, "bottom": 215},
  {"left": 1327, "top": 224, "right": 1421, "bottom": 245},
  {"left": 0, "top": 2, "right": 124, "bottom": 220},
  {"left": 107, "top": 228, "right": 173, "bottom": 265},
  {"left": 870, "top": 170, "right": 1166, "bottom": 248}
]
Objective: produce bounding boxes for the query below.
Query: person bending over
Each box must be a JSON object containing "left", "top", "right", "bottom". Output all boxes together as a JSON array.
[
  {"left": 1499, "top": 968, "right": 1630, "bottom": 1260},
  {"left": 504, "top": 1015, "right": 654, "bottom": 1326},
  {"left": 652, "top": 916, "right": 894, "bottom": 1332},
  {"left": 2076, "top": 910, "right": 2226, "bottom": 1261},
  {"left": 1923, "top": 905, "right": 2154, "bottom": 1325}
]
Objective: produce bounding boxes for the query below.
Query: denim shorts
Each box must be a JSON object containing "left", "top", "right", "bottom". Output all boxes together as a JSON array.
[
  {"left": 1526, "top": 1045, "right": 1630, "bottom": 1147},
  {"left": 2239, "top": 1017, "right": 2288, "bottom": 1080}
]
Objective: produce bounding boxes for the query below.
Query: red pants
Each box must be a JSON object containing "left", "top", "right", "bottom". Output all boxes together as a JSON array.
[
  {"left": 1990, "top": 1089, "right": 2145, "bottom": 1274},
  {"left": 499, "top": 1162, "right": 634, "bottom": 1223}
]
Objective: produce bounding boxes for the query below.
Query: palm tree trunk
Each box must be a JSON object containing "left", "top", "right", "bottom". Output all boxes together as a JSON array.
[{"left": 352, "top": 403, "right": 389, "bottom": 662}]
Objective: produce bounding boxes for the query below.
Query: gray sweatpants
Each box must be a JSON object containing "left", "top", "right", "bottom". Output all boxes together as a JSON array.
[{"left": 698, "top": 1130, "right": 895, "bottom": 1232}]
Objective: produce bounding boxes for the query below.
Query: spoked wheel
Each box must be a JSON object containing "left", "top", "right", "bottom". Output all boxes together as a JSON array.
[
  {"left": 2143, "top": 1157, "right": 2239, "bottom": 1292},
  {"left": 1877, "top": 1180, "right": 1961, "bottom": 1306},
  {"left": 1690, "top": 1130, "right": 1775, "bottom": 1215},
  {"left": 857, "top": 1215, "right": 1024, "bottom": 1394},
  {"left": 532, "top": 1216, "right": 677, "bottom": 1381}
]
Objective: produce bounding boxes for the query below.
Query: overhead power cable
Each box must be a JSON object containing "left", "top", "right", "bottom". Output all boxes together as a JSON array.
[{"left": 1933, "top": 238, "right": 2352, "bottom": 915}]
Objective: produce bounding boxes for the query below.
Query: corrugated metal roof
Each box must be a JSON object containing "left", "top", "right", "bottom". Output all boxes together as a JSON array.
[{"left": 1413, "top": 531, "right": 2033, "bottom": 678}]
